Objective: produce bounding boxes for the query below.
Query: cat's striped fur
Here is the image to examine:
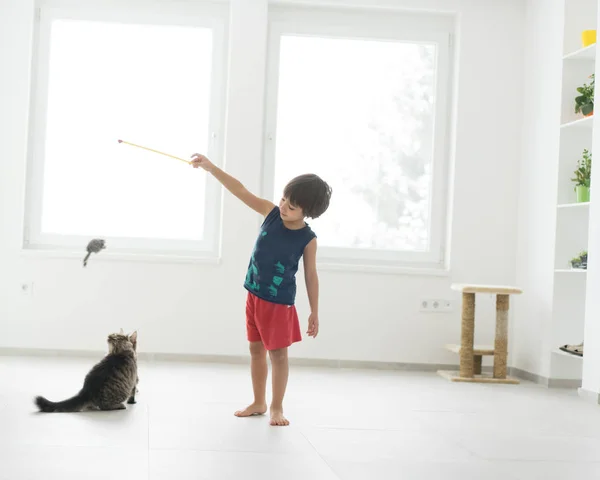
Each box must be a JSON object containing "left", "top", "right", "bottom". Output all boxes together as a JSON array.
[{"left": 35, "top": 330, "right": 138, "bottom": 413}]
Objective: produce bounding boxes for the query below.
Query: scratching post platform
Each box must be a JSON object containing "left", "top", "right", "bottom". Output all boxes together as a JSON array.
[{"left": 438, "top": 284, "right": 522, "bottom": 384}]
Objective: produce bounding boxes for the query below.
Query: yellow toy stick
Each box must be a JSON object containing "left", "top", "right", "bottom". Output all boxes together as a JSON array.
[{"left": 118, "top": 139, "right": 191, "bottom": 165}]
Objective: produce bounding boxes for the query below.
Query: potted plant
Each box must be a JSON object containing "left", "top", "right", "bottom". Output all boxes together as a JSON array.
[
  {"left": 571, "top": 149, "right": 592, "bottom": 203},
  {"left": 575, "top": 74, "right": 595, "bottom": 117},
  {"left": 580, "top": 251, "right": 588, "bottom": 269},
  {"left": 571, "top": 251, "right": 588, "bottom": 270}
]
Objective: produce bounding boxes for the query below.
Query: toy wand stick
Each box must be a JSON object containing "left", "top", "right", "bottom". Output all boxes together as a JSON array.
[{"left": 118, "top": 139, "right": 191, "bottom": 165}]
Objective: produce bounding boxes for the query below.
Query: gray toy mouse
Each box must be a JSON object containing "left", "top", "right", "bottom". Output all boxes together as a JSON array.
[{"left": 83, "top": 239, "right": 106, "bottom": 267}]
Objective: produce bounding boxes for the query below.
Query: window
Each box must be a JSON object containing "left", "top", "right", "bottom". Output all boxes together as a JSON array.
[
  {"left": 264, "top": 8, "right": 453, "bottom": 267},
  {"left": 26, "top": 5, "right": 227, "bottom": 256}
]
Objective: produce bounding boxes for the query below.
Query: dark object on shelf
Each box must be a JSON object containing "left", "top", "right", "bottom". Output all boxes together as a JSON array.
[{"left": 559, "top": 343, "right": 583, "bottom": 357}]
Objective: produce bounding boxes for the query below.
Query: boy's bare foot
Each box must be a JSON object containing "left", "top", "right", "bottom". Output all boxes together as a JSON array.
[
  {"left": 234, "top": 403, "right": 267, "bottom": 417},
  {"left": 270, "top": 407, "right": 289, "bottom": 426}
]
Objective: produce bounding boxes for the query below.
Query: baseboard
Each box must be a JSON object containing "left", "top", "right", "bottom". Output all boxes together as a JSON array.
[
  {"left": 0, "top": 347, "right": 465, "bottom": 372},
  {"left": 140, "top": 352, "right": 250, "bottom": 365},
  {"left": 510, "top": 366, "right": 582, "bottom": 389},
  {"left": 0, "top": 347, "right": 252, "bottom": 365},
  {"left": 0, "top": 347, "right": 104, "bottom": 359},
  {"left": 578, "top": 387, "right": 600, "bottom": 404},
  {"left": 548, "top": 377, "right": 582, "bottom": 388},
  {"left": 509, "top": 367, "right": 549, "bottom": 386}
]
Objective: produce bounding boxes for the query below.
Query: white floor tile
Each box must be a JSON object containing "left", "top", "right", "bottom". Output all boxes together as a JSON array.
[
  {"left": 454, "top": 432, "right": 600, "bottom": 462},
  {"left": 0, "top": 446, "right": 148, "bottom": 480},
  {"left": 301, "top": 427, "right": 474, "bottom": 463},
  {"left": 507, "top": 461, "right": 600, "bottom": 480},
  {"left": 325, "top": 459, "right": 520, "bottom": 480},
  {"left": 149, "top": 450, "right": 338, "bottom": 480},
  {"left": 0, "top": 406, "right": 148, "bottom": 448},
  {"left": 2, "top": 355, "right": 600, "bottom": 480},
  {"left": 149, "top": 402, "right": 315, "bottom": 453}
]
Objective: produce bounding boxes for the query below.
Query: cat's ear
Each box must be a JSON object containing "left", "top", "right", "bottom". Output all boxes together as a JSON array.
[
  {"left": 119, "top": 328, "right": 124, "bottom": 335},
  {"left": 129, "top": 331, "right": 138, "bottom": 343}
]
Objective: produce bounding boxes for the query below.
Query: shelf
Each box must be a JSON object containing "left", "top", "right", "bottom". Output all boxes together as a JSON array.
[
  {"left": 445, "top": 344, "right": 495, "bottom": 356},
  {"left": 555, "top": 269, "right": 587, "bottom": 273},
  {"left": 552, "top": 349, "right": 584, "bottom": 360},
  {"left": 557, "top": 202, "right": 590, "bottom": 209},
  {"left": 560, "top": 116, "right": 594, "bottom": 130},
  {"left": 563, "top": 44, "right": 596, "bottom": 61}
]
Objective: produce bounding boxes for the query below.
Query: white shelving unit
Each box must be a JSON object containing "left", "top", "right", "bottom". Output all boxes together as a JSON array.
[
  {"left": 563, "top": 44, "right": 596, "bottom": 61},
  {"left": 557, "top": 202, "right": 590, "bottom": 208},
  {"left": 552, "top": 348, "right": 584, "bottom": 360},
  {"left": 560, "top": 116, "right": 594, "bottom": 129},
  {"left": 549, "top": 0, "right": 597, "bottom": 381}
]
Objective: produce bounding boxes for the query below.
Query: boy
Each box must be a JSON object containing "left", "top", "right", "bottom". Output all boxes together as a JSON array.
[{"left": 191, "top": 153, "right": 331, "bottom": 426}]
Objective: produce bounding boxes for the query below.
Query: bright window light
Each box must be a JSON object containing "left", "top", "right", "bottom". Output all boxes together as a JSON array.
[
  {"left": 39, "top": 19, "right": 213, "bottom": 242},
  {"left": 273, "top": 35, "right": 438, "bottom": 253}
]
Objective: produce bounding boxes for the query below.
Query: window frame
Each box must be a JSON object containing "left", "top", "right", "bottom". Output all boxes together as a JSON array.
[
  {"left": 263, "top": 7, "right": 453, "bottom": 269},
  {"left": 24, "top": 2, "right": 228, "bottom": 257}
]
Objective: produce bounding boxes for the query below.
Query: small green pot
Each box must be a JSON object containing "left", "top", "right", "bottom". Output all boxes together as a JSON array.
[{"left": 576, "top": 186, "right": 590, "bottom": 203}]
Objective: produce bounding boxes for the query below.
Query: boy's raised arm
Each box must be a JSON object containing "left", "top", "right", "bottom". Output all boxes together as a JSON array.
[{"left": 191, "top": 153, "right": 274, "bottom": 216}]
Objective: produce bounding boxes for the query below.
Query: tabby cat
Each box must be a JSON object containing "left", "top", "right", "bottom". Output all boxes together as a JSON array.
[{"left": 35, "top": 330, "right": 138, "bottom": 412}]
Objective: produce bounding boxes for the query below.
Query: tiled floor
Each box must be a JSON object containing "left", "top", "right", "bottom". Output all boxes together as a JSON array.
[{"left": 1, "top": 356, "right": 600, "bottom": 479}]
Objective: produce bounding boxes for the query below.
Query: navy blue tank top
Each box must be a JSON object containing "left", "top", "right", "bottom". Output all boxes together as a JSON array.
[{"left": 244, "top": 206, "right": 316, "bottom": 305}]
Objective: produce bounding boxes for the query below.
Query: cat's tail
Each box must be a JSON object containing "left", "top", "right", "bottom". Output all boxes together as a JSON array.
[
  {"left": 83, "top": 252, "right": 91, "bottom": 267},
  {"left": 34, "top": 392, "right": 88, "bottom": 413}
]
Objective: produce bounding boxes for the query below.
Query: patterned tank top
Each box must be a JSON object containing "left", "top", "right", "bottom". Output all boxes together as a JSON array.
[{"left": 244, "top": 206, "right": 316, "bottom": 305}]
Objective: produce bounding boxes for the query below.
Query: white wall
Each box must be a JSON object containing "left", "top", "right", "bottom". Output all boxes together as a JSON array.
[
  {"left": 514, "top": 0, "right": 564, "bottom": 380},
  {"left": 0, "top": 0, "right": 526, "bottom": 364}
]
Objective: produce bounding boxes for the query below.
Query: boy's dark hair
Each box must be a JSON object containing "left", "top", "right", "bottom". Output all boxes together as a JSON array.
[{"left": 283, "top": 174, "right": 332, "bottom": 219}]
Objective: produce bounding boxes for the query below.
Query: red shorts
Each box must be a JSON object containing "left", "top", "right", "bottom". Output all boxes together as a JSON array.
[{"left": 246, "top": 292, "right": 302, "bottom": 350}]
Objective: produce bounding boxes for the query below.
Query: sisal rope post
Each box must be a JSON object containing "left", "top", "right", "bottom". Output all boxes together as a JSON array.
[
  {"left": 459, "top": 292, "right": 476, "bottom": 378},
  {"left": 494, "top": 294, "right": 510, "bottom": 378}
]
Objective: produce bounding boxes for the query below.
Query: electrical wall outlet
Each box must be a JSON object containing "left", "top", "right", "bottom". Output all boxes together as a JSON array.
[
  {"left": 20, "top": 282, "right": 34, "bottom": 296},
  {"left": 420, "top": 298, "right": 453, "bottom": 313}
]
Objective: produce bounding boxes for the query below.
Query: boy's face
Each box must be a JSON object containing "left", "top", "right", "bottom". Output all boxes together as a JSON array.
[{"left": 279, "top": 197, "right": 304, "bottom": 222}]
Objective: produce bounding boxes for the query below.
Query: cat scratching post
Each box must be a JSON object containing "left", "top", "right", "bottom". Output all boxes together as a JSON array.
[{"left": 438, "top": 284, "right": 522, "bottom": 384}]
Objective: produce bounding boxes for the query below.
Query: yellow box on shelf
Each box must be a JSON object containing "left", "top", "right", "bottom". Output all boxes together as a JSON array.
[{"left": 582, "top": 30, "right": 596, "bottom": 48}]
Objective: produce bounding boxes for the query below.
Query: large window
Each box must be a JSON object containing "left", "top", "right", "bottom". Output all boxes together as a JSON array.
[
  {"left": 26, "top": 5, "right": 227, "bottom": 256},
  {"left": 264, "top": 8, "right": 453, "bottom": 267}
]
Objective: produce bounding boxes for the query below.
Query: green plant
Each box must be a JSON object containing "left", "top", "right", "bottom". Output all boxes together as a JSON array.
[
  {"left": 571, "top": 149, "right": 592, "bottom": 189},
  {"left": 575, "top": 74, "right": 595, "bottom": 116},
  {"left": 571, "top": 251, "right": 588, "bottom": 269}
]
